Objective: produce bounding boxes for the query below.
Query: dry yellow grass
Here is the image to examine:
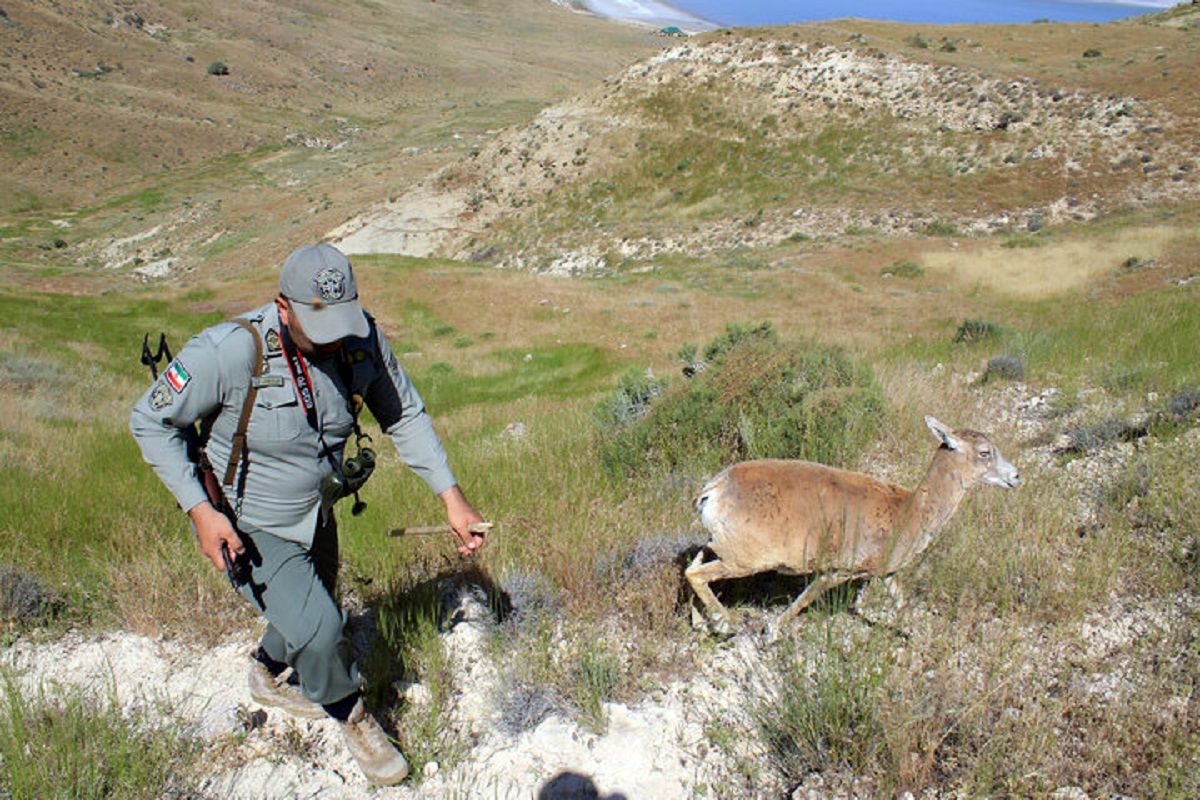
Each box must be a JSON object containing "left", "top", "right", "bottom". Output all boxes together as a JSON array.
[{"left": 922, "top": 225, "right": 1190, "bottom": 298}]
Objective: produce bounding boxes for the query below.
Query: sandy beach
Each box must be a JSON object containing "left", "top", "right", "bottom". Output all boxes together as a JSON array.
[{"left": 558, "top": 0, "right": 718, "bottom": 33}]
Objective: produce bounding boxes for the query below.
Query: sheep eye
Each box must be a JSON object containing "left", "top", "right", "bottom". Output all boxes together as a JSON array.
[{"left": 979, "top": 450, "right": 992, "bottom": 460}]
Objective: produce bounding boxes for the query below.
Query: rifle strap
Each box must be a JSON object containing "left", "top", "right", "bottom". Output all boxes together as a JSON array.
[{"left": 222, "top": 319, "right": 265, "bottom": 489}]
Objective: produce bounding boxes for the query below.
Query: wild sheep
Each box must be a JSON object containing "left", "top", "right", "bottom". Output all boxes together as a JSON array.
[{"left": 687, "top": 416, "right": 1019, "bottom": 638}]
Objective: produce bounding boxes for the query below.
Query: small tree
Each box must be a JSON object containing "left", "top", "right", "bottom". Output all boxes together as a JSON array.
[{"left": 207, "top": 61, "right": 230, "bottom": 76}]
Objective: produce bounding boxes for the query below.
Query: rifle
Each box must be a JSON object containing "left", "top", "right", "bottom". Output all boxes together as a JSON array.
[
  {"left": 140, "top": 325, "right": 262, "bottom": 592},
  {"left": 140, "top": 333, "right": 173, "bottom": 379}
]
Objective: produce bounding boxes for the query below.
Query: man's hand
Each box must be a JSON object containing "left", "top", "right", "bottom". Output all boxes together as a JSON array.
[
  {"left": 439, "top": 485, "right": 486, "bottom": 556},
  {"left": 187, "top": 501, "right": 245, "bottom": 571}
]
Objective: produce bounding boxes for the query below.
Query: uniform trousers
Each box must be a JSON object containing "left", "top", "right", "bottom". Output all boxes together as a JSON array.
[{"left": 235, "top": 515, "right": 361, "bottom": 706}]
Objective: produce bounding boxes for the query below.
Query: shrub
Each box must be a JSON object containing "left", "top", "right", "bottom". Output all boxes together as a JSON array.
[
  {"left": 983, "top": 355, "right": 1025, "bottom": 383},
  {"left": 498, "top": 567, "right": 560, "bottom": 627},
  {"left": 0, "top": 565, "right": 59, "bottom": 624},
  {"left": 496, "top": 678, "right": 562, "bottom": 733},
  {"left": 596, "top": 322, "right": 884, "bottom": 479},
  {"left": 1165, "top": 385, "right": 1200, "bottom": 421},
  {"left": 593, "top": 368, "right": 668, "bottom": 428},
  {"left": 1059, "top": 416, "right": 1145, "bottom": 455},
  {"left": 206, "top": 61, "right": 229, "bottom": 76},
  {"left": 1082, "top": 48, "right": 1102, "bottom": 58},
  {"left": 754, "top": 633, "right": 888, "bottom": 782},
  {"left": 923, "top": 219, "right": 958, "bottom": 236},
  {"left": 882, "top": 260, "right": 923, "bottom": 279},
  {"left": 953, "top": 319, "right": 1002, "bottom": 344}
]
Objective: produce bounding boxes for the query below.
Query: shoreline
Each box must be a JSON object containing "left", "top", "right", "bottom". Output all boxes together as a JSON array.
[
  {"left": 552, "top": 0, "right": 719, "bottom": 34},
  {"left": 556, "top": 0, "right": 1177, "bottom": 31}
]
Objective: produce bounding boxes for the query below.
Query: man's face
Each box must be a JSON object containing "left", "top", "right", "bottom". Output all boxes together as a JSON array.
[{"left": 276, "top": 296, "right": 345, "bottom": 358}]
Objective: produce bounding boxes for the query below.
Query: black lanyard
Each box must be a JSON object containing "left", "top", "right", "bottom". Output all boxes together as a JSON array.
[{"left": 279, "top": 323, "right": 321, "bottom": 433}]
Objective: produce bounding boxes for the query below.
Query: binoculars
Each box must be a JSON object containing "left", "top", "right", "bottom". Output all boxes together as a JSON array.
[{"left": 320, "top": 444, "right": 376, "bottom": 515}]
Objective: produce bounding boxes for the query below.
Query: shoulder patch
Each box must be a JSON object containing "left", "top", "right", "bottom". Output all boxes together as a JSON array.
[
  {"left": 164, "top": 360, "right": 191, "bottom": 393},
  {"left": 265, "top": 328, "right": 281, "bottom": 354},
  {"left": 149, "top": 382, "right": 173, "bottom": 410}
]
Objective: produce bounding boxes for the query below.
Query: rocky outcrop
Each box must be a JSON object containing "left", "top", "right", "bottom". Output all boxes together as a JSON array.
[{"left": 331, "top": 35, "right": 1197, "bottom": 270}]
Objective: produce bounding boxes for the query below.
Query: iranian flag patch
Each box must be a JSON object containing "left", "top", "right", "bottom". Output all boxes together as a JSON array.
[{"left": 164, "top": 361, "right": 191, "bottom": 393}]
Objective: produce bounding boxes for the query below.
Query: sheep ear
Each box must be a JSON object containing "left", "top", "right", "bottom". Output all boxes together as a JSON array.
[{"left": 925, "top": 416, "right": 963, "bottom": 451}]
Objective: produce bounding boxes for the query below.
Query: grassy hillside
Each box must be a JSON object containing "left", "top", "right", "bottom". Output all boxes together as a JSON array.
[
  {"left": 1, "top": 3, "right": 1199, "bottom": 798},
  {"left": 0, "top": 0, "right": 659, "bottom": 286}
]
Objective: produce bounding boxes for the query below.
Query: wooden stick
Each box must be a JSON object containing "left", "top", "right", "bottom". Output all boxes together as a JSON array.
[{"left": 388, "top": 521, "right": 493, "bottom": 537}]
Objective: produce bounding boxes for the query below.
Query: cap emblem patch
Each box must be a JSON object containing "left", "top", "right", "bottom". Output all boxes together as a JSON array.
[{"left": 313, "top": 267, "right": 347, "bottom": 303}]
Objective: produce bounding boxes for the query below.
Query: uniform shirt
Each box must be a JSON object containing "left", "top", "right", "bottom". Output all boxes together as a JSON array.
[{"left": 130, "top": 302, "right": 456, "bottom": 547}]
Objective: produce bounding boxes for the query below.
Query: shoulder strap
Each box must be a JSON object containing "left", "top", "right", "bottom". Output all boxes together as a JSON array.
[{"left": 223, "top": 319, "right": 265, "bottom": 488}]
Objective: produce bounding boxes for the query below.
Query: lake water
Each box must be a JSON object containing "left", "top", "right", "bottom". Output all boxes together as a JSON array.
[{"left": 583, "top": 0, "right": 1177, "bottom": 29}]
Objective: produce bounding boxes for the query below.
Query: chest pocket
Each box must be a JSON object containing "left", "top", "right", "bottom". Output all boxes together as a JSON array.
[{"left": 250, "top": 383, "right": 307, "bottom": 441}]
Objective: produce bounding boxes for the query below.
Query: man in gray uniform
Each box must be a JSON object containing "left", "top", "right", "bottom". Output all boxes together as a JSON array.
[{"left": 130, "top": 243, "right": 485, "bottom": 785}]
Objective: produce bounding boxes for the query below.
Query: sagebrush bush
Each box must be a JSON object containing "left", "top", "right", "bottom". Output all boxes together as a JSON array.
[
  {"left": 0, "top": 564, "right": 58, "bottom": 624},
  {"left": 953, "top": 318, "right": 1002, "bottom": 343},
  {"left": 596, "top": 322, "right": 884, "bottom": 479},
  {"left": 754, "top": 630, "right": 889, "bottom": 783},
  {"left": 882, "top": 260, "right": 924, "bottom": 278},
  {"left": 983, "top": 354, "right": 1025, "bottom": 383},
  {"left": 593, "top": 367, "right": 668, "bottom": 428}
]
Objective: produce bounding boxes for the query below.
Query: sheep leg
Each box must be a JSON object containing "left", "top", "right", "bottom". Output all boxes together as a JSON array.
[
  {"left": 685, "top": 551, "right": 746, "bottom": 636},
  {"left": 766, "top": 572, "right": 855, "bottom": 642},
  {"left": 883, "top": 574, "right": 905, "bottom": 609},
  {"left": 851, "top": 574, "right": 905, "bottom": 615}
]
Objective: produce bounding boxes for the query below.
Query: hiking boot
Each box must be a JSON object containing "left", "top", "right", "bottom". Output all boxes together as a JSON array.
[
  {"left": 247, "top": 657, "right": 325, "bottom": 719},
  {"left": 340, "top": 698, "right": 409, "bottom": 786}
]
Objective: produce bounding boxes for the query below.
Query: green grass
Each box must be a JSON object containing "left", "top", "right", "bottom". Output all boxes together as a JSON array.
[
  {"left": 754, "top": 623, "right": 889, "bottom": 783},
  {"left": 1, "top": 188, "right": 45, "bottom": 215},
  {"left": 0, "top": 291, "right": 222, "bottom": 378},
  {"left": 488, "top": 85, "right": 934, "bottom": 252},
  {"left": 360, "top": 568, "right": 465, "bottom": 779},
  {"left": 895, "top": 283, "right": 1200, "bottom": 401},
  {"left": 573, "top": 640, "right": 622, "bottom": 732},
  {"left": 417, "top": 343, "right": 615, "bottom": 414},
  {"left": 0, "top": 124, "right": 51, "bottom": 160},
  {"left": 597, "top": 323, "right": 884, "bottom": 479},
  {"left": 541, "top": 121, "right": 897, "bottom": 229},
  {"left": 0, "top": 671, "right": 200, "bottom": 799}
]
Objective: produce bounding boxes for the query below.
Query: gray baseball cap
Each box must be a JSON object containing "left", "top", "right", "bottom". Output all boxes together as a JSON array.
[{"left": 279, "top": 244, "right": 369, "bottom": 344}]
